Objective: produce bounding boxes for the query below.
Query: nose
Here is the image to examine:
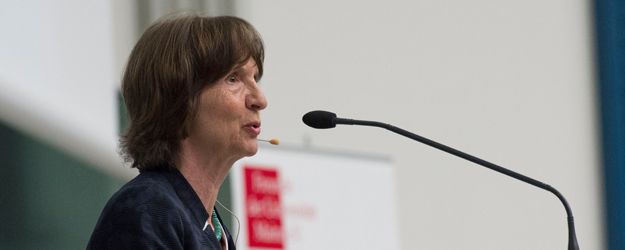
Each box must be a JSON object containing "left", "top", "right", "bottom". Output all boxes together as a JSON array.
[{"left": 247, "top": 83, "right": 267, "bottom": 111}]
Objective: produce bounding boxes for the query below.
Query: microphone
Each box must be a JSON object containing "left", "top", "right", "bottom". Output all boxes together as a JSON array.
[
  {"left": 258, "top": 138, "right": 280, "bottom": 145},
  {"left": 302, "top": 110, "right": 338, "bottom": 128},
  {"left": 302, "top": 110, "right": 580, "bottom": 250}
]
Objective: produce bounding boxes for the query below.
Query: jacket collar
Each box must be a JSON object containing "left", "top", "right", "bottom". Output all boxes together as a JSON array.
[{"left": 153, "top": 164, "right": 210, "bottom": 229}]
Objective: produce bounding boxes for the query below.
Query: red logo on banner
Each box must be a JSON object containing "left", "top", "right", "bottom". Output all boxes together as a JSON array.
[{"left": 244, "top": 166, "right": 284, "bottom": 249}]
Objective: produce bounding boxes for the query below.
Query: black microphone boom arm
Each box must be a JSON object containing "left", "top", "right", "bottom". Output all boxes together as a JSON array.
[{"left": 333, "top": 117, "right": 580, "bottom": 250}]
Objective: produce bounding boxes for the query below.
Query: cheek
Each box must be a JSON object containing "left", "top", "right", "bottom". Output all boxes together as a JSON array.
[
  {"left": 196, "top": 87, "right": 248, "bottom": 134},
  {"left": 204, "top": 100, "right": 244, "bottom": 132},
  {"left": 217, "top": 93, "right": 247, "bottom": 118},
  {"left": 209, "top": 101, "right": 241, "bottom": 125}
]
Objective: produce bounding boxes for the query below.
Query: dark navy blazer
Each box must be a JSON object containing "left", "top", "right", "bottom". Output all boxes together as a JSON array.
[{"left": 87, "top": 164, "right": 236, "bottom": 250}]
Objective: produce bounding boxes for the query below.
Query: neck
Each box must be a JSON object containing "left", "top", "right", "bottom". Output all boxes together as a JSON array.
[{"left": 177, "top": 141, "right": 237, "bottom": 216}]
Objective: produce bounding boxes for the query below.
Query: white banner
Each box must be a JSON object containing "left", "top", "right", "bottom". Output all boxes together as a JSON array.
[{"left": 231, "top": 145, "right": 399, "bottom": 250}]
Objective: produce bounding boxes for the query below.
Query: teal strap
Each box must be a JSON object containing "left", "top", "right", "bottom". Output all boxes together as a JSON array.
[{"left": 211, "top": 209, "right": 222, "bottom": 241}]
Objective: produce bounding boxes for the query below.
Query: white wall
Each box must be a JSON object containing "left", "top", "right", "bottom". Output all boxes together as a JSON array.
[
  {"left": 0, "top": 1, "right": 134, "bottom": 179},
  {"left": 237, "top": 0, "right": 602, "bottom": 249}
]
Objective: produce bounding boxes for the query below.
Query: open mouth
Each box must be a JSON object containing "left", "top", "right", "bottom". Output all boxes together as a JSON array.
[{"left": 246, "top": 121, "right": 261, "bottom": 135}]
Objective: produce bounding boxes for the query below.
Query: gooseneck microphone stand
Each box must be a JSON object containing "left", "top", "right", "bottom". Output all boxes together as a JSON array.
[{"left": 303, "top": 110, "right": 580, "bottom": 250}]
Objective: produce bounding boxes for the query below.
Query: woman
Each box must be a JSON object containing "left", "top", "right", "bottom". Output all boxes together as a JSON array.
[{"left": 87, "top": 13, "right": 267, "bottom": 250}]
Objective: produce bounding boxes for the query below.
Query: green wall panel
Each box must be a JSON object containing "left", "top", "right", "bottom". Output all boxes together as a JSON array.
[{"left": 0, "top": 122, "right": 124, "bottom": 249}]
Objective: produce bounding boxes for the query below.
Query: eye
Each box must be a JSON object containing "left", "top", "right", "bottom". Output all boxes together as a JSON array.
[{"left": 227, "top": 75, "right": 236, "bottom": 83}]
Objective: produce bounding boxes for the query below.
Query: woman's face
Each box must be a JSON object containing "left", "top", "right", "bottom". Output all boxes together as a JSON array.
[{"left": 186, "top": 57, "right": 267, "bottom": 162}]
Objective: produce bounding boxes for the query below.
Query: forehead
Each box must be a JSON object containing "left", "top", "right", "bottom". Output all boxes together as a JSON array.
[{"left": 233, "top": 58, "right": 259, "bottom": 74}]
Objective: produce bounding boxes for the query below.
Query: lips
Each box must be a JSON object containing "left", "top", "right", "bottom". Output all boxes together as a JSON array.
[{"left": 245, "top": 121, "right": 261, "bottom": 135}]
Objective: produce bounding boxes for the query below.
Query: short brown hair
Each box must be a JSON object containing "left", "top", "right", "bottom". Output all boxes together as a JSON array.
[{"left": 120, "top": 14, "right": 264, "bottom": 170}]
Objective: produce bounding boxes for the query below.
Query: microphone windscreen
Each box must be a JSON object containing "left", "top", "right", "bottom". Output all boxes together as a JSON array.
[{"left": 302, "top": 110, "right": 337, "bottom": 129}]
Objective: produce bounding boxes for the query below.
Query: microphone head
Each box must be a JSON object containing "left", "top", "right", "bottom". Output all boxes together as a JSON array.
[
  {"left": 268, "top": 139, "right": 280, "bottom": 145},
  {"left": 302, "top": 110, "right": 337, "bottom": 129}
]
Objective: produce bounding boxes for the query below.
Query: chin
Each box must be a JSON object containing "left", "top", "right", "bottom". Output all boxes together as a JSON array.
[
  {"left": 247, "top": 146, "right": 259, "bottom": 156},
  {"left": 241, "top": 142, "right": 259, "bottom": 157}
]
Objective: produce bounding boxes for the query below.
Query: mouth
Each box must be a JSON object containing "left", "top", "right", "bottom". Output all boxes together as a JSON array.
[{"left": 245, "top": 121, "right": 261, "bottom": 135}]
